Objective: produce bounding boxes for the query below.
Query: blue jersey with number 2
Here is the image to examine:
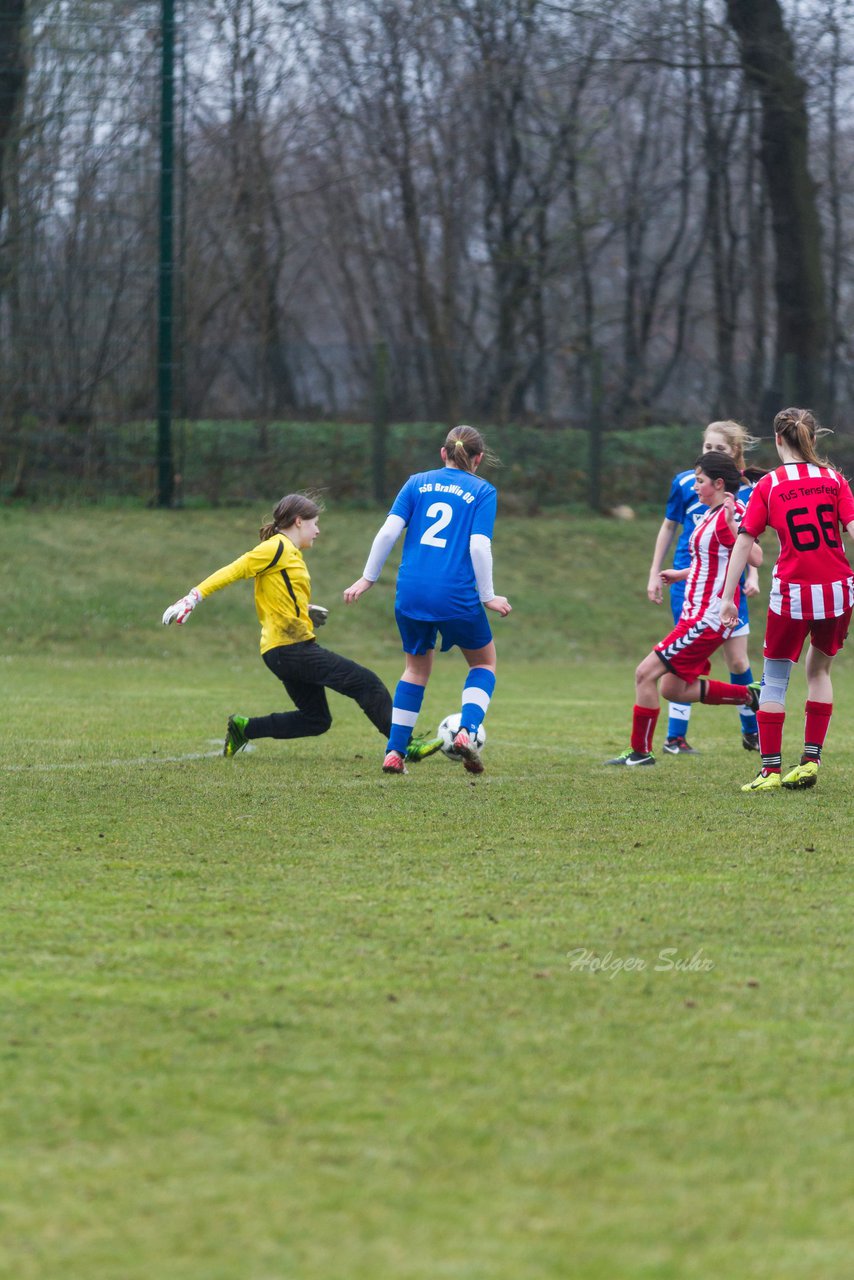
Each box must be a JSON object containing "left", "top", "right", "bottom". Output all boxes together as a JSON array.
[{"left": 390, "top": 467, "right": 497, "bottom": 620}]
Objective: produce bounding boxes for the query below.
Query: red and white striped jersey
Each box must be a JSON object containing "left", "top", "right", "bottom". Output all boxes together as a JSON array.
[
  {"left": 741, "top": 463, "right": 854, "bottom": 619},
  {"left": 682, "top": 501, "right": 743, "bottom": 626}
]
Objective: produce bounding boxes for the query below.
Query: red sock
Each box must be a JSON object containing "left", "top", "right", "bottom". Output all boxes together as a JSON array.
[
  {"left": 757, "top": 709, "right": 785, "bottom": 772},
  {"left": 700, "top": 679, "right": 753, "bottom": 706},
  {"left": 804, "top": 700, "right": 832, "bottom": 759},
  {"left": 631, "top": 705, "right": 659, "bottom": 754}
]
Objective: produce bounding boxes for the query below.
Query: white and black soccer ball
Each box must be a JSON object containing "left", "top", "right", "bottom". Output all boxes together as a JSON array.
[{"left": 437, "top": 712, "right": 486, "bottom": 760}]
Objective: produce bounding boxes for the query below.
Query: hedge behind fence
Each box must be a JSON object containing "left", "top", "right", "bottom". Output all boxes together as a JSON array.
[{"left": 0, "top": 418, "right": 829, "bottom": 509}]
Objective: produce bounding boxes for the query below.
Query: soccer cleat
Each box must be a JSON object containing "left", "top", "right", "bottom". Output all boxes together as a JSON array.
[
  {"left": 223, "top": 714, "right": 249, "bottom": 758},
  {"left": 405, "top": 735, "right": 444, "bottom": 763},
  {"left": 741, "top": 768, "right": 781, "bottom": 792},
  {"left": 781, "top": 760, "right": 819, "bottom": 790},
  {"left": 662, "top": 736, "right": 698, "bottom": 755},
  {"left": 742, "top": 732, "right": 760, "bottom": 752},
  {"left": 747, "top": 681, "right": 762, "bottom": 713},
  {"left": 382, "top": 750, "right": 408, "bottom": 775},
  {"left": 605, "top": 749, "right": 655, "bottom": 766},
  {"left": 452, "top": 727, "right": 485, "bottom": 774}
]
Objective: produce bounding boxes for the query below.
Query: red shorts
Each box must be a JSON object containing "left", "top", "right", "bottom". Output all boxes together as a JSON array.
[
  {"left": 763, "top": 608, "right": 852, "bottom": 662},
  {"left": 654, "top": 615, "right": 728, "bottom": 684}
]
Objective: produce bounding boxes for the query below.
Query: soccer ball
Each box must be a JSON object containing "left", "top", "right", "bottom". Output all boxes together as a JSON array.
[{"left": 437, "top": 712, "right": 486, "bottom": 761}]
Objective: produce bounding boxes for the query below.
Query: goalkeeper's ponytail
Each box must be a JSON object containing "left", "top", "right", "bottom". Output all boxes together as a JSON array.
[{"left": 260, "top": 493, "right": 324, "bottom": 540}]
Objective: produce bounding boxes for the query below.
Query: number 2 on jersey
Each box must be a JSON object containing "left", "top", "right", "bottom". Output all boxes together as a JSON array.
[{"left": 420, "top": 502, "right": 453, "bottom": 547}]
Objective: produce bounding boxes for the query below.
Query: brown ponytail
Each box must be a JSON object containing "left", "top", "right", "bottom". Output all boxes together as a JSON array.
[
  {"left": 443, "top": 425, "right": 500, "bottom": 473},
  {"left": 772, "top": 407, "right": 833, "bottom": 468},
  {"left": 259, "top": 492, "right": 323, "bottom": 541}
]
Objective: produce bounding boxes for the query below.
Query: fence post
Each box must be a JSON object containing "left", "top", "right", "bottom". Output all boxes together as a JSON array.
[
  {"left": 156, "top": 0, "right": 175, "bottom": 508},
  {"left": 372, "top": 340, "right": 389, "bottom": 504}
]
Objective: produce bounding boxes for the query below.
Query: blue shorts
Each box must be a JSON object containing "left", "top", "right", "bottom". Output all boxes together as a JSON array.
[
  {"left": 395, "top": 607, "right": 493, "bottom": 655},
  {"left": 670, "top": 580, "right": 750, "bottom": 637}
]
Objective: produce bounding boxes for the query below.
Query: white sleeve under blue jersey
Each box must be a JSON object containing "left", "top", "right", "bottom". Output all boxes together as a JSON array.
[
  {"left": 390, "top": 467, "right": 497, "bottom": 621},
  {"left": 665, "top": 470, "right": 706, "bottom": 570}
]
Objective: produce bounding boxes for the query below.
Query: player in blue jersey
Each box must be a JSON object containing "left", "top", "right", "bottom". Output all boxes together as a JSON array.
[
  {"left": 646, "top": 420, "right": 761, "bottom": 754},
  {"left": 344, "top": 425, "right": 512, "bottom": 776}
]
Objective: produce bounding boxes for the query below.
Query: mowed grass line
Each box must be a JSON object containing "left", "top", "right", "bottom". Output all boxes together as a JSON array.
[{"left": 1, "top": 508, "right": 852, "bottom": 1279}]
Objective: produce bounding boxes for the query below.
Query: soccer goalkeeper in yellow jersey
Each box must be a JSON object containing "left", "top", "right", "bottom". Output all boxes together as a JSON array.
[{"left": 162, "top": 492, "right": 441, "bottom": 763}]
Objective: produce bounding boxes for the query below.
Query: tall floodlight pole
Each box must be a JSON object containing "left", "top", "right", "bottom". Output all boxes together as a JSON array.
[{"left": 157, "top": 0, "right": 175, "bottom": 507}]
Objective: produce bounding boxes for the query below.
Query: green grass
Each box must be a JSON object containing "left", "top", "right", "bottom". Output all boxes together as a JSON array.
[{"left": 2, "top": 507, "right": 852, "bottom": 1279}]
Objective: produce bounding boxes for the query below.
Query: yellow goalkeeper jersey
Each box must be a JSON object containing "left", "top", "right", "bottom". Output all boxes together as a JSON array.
[{"left": 195, "top": 534, "right": 315, "bottom": 653}]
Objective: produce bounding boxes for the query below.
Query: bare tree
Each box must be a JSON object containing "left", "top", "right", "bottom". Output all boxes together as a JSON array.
[
  {"left": 311, "top": 0, "right": 474, "bottom": 421},
  {"left": 0, "top": 0, "right": 26, "bottom": 226},
  {"left": 726, "top": 0, "right": 827, "bottom": 411},
  {"left": 4, "top": 0, "right": 854, "bottom": 478}
]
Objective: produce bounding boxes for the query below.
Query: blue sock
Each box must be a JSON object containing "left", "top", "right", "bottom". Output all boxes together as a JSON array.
[
  {"left": 667, "top": 702, "right": 692, "bottom": 740},
  {"left": 731, "top": 669, "right": 758, "bottom": 735},
  {"left": 387, "top": 680, "right": 424, "bottom": 755},
  {"left": 461, "top": 668, "right": 496, "bottom": 733}
]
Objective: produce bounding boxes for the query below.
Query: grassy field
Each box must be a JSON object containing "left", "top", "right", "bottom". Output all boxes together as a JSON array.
[{"left": 2, "top": 506, "right": 852, "bottom": 1280}]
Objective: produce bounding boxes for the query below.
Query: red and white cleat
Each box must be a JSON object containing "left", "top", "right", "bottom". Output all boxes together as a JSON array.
[
  {"left": 382, "top": 750, "right": 408, "bottom": 775},
  {"left": 453, "top": 728, "right": 484, "bottom": 774}
]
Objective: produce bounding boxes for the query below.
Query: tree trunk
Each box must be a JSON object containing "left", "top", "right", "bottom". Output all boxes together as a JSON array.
[
  {"left": 726, "top": 0, "right": 827, "bottom": 413},
  {"left": 0, "top": 0, "right": 26, "bottom": 225}
]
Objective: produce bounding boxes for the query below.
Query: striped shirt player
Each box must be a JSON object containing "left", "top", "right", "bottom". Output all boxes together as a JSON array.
[
  {"left": 683, "top": 499, "right": 747, "bottom": 623},
  {"left": 655, "top": 499, "right": 745, "bottom": 679},
  {"left": 665, "top": 468, "right": 707, "bottom": 614},
  {"left": 344, "top": 426, "right": 511, "bottom": 776},
  {"left": 653, "top": 460, "right": 759, "bottom": 753},
  {"left": 607, "top": 453, "right": 761, "bottom": 767},
  {"left": 720, "top": 407, "right": 854, "bottom": 792},
  {"left": 666, "top": 470, "right": 754, "bottom": 629},
  {"left": 742, "top": 462, "right": 854, "bottom": 623}
]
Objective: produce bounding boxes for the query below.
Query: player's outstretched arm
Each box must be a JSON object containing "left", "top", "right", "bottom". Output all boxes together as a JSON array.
[
  {"left": 343, "top": 578, "right": 373, "bottom": 604},
  {"left": 345, "top": 514, "right": 406, "bottom": 604},
  {"left": 162, "top": 587, "right": 201, "bottom": 626}
]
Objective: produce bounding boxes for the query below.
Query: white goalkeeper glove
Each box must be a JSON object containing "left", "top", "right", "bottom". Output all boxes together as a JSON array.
[
  {"left": 162, "top": 587, "right": 202, "bottom": 626},
  {"left": 308, "top": 604, "right": 329, "bottom": 627}
]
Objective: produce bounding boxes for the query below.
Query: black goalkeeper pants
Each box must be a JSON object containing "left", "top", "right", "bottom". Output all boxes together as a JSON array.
[{"left": 245, "top": 641, "right": 392, "bottom": 741}]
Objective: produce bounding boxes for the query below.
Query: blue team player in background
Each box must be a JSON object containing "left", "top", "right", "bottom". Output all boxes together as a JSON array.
[
  {"left": 646, "top": 420, "right": 761, "bottom": 754},
  {"left": 345, "top": 425, "right": 512, "bottom": 776}
]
